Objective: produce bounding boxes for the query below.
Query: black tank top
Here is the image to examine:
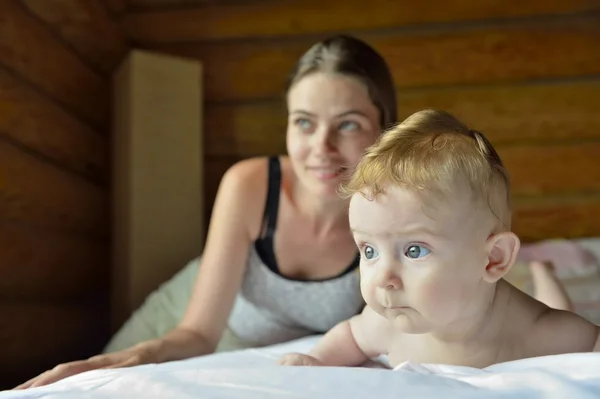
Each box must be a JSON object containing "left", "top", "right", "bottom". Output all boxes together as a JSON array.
[{"left": 254, "top": 156, "right": 359, "bottom": 280}]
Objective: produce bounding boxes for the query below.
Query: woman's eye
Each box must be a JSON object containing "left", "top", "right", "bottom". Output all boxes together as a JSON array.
[
  {"left": 339, "top": 121, "right": 360, "bottom": 132},
  {"left": 405, "top": 245, "right": 430, "bottom": 259},
  {"left": 363, "top": 245, "right": 379, "bottom": 260},
  {"left": 295, "top": 118, "right": 313, "bottom": 131}
]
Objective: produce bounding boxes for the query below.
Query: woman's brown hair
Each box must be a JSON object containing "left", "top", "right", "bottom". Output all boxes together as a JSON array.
[{"left": 286, "top": 35, "right": 397, "bottom": 130}]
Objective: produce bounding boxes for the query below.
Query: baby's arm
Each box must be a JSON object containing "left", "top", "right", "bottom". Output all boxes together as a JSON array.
[{"left": 278, "top": 306, "right": 388, "bottom": 367}]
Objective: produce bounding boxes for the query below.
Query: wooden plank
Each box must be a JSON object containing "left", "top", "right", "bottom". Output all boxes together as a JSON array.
[
  {"left": 104, "top": 0, "right": 128, "bottom": 14},
  {"left": 21, "top": 0, "right": 129, "bottom": 74},
  {"left": 0, "top": 302, "right": 109, "bottom": 389},
  {"left": 0, "top": 221, "right": 108, "bottom": 301},
  {"left": 0, "top": 0, "right": 108, "bottom": 127},
  {"left": 513, "top": 197, "right": 600, "bottom": 242},
  {"left": 0, "top": 69, "right": 108, "bottom": 182},
  {"left": 128, "top": 0, "right": 252, "bottom": 10},
  {"left": 151, "top": 16, "right": 600, "bottom": 103},
  {"left": 501, "top": 142, "right": 600, "bottom": 197},
  {"left": 398, "top": 81, "right": 600, "bottom": 144},
  {"left": 0, "top": 139, "right": 108, "bottom": 238},
  {"left": 205, "top": 80, "right": 600, "bottom": 157},
  {"left": 123, "top": 0, "right": 600, "bottom": 42},
  {"left": 205, "top": 103, "right": 286, "bottom": 157}
]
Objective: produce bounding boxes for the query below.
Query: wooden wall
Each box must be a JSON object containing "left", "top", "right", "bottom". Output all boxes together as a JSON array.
[
  {"left": 0, "top": 0, "right": 127, "bottom": 389},
  {"left": 122, "top": 0, "right": 600, "bottom": 243}
]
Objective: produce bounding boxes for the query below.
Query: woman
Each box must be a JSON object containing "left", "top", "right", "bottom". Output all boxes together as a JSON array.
[{"left": 16, "top": 34, "right": 570, "bottom": 389}]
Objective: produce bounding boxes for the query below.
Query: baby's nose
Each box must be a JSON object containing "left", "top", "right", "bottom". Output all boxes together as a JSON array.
[{"left": 376, "top": 267, "right": 402, "bottom": 290}]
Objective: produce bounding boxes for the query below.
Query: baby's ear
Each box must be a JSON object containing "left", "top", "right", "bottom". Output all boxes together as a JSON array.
[{"left": 482, "top": 232, "right": 520, "bottom": 283}]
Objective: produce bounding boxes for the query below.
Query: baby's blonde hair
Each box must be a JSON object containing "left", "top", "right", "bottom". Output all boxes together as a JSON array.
[{"left": 340, "top": 109, "right": 512, "bottom": 232}]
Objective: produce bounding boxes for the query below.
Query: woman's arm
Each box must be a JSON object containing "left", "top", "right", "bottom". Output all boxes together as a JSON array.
[
  {"left": 15, "top": 158, "right": 268, "bottom": 389},
  {"left": 160, "top": 158, "right": 267, "bottom": 360}
]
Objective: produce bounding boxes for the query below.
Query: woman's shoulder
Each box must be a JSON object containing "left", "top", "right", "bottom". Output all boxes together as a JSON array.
[
  {"left": 219, "top": 156, "right": 285, "bottom": 207},
  {"left": 223, "top": 156, "right": 290, "bottom": 185},
  {"left": 216, "top": 156, "right": 286, "bottom": 238},
  {"left": 222, "top": 156, "right": 271, "bottom": 187}
]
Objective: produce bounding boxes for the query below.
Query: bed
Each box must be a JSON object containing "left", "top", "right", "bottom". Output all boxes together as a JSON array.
[{"left": 2, "top": 335, "right": 600, "bottom": 398}]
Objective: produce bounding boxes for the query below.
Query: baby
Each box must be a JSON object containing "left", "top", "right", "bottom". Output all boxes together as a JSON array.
[{"left": 279, "top": 109, "right": 600, "bottom": 369}]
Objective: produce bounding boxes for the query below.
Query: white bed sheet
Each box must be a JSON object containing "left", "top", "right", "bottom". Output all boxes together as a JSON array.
[{"left": 2, "top": 335, "right": 600, "bottom": 399}]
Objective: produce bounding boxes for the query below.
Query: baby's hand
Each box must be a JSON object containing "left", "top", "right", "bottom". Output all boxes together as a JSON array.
[{"left": 277, "top": 353, "right": 324, "bottom": 366}]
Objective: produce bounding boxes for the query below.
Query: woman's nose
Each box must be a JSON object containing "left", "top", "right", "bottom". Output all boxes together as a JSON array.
[{"left": 312, "top": 128, "right": 336, "bottom": 154}]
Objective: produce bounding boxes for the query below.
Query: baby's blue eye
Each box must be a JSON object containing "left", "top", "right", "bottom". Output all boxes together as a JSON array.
[
  {"left": 363, "top": 245, "right": 379, "bottom": 260},
  {"left": 405, "top": 245, "right": 430, "bottom": 259}
]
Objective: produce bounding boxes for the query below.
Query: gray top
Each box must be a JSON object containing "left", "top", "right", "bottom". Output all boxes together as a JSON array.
[{"left": 227, "top": 245, "right": 364, "bottom": 347}]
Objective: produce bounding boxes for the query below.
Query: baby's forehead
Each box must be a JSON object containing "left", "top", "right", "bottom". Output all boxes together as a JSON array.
[
  {"left": 350, "top": 185, "right": 469, "bottom": 212},
  {"left": 349, "top": 186, "right": 484, "bottom": 231}
]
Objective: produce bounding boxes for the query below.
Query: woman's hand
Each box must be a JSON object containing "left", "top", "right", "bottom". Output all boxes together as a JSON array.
[{"left": 14, "top": 340, "right": 161, "bottom": 390}]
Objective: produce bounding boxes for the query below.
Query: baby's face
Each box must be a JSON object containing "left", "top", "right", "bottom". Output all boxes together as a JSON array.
[{"left": 349, "top": 186, "right": 494, "bottom": 334}]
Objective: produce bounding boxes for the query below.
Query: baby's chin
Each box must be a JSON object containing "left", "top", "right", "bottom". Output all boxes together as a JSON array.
[{"left": 376, "top": 306, "right": 432, "bottom": 334}]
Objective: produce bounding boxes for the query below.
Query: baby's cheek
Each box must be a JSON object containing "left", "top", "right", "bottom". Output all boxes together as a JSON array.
[
  {"left": 413, "top": 274, "right": 467, "bottom": 320},
  {"left": 359, "top": 271, "right": 376, "bottom": 300}
]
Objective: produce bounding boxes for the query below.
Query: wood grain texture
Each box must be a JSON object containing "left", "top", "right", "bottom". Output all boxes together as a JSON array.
[
  {"left": 502, "top": 142, "right": 600, "bottom": 197},
  {"left": 205, "top": 103, "right": 286, "bottom": 156},
  {"left": 0, "top": 302, "right": 109, "bottom": 389},
  {"left": 152, "top": 16, "right": 600, "bottom": 102},
  {"left": 0, "top": 0, "right": 108, "bottom": 127},
  {"left": 0, "top": 221, "right": 108, "bottom": 301},
  {"left": 0, "top": 69, "right": 108, "bottom": 182},
  {"left": 0, "top": 139, "right": 108, "bottom": 238},
  {"left": 128, "top": 0, "right": 259, "bottom": 10},
  {"left": 20, "top": 0, "right": 129, "bottom": 74},
  {"left": 513, "top": 197, "right": 600, "bottom": 242},
  {"left": 205, "top": 80, "right": 600, "bottom": 156},
  {"left": 124, "top": 0, "right": 600, "bottom": 42},
  {"left": 103, "top": 0, "right": 128, "bottom": 14}
]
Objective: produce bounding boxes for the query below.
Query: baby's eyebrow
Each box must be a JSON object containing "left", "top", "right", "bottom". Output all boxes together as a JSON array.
[
  {"left": 351, "top": 227, "right": 441, "bottom": 238},
  {"left": 395, "top": 227, "right": 440, "bottom": 237}
]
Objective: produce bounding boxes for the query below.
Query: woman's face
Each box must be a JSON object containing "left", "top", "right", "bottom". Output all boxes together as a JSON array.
[{"left": 286, "top": 72, "right": 382, "bottom": 199}]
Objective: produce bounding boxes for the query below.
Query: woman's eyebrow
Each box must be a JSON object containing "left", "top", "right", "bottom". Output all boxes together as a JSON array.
[
  {"left": 290, "top": 109, "right": 315, "bottom": 116},
  {"left": 335, "top": 110, "right": 369, "bottom": 118}
]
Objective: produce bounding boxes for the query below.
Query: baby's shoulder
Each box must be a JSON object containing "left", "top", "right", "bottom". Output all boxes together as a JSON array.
[
  {"left": 525, "top": 308, "right": 600, "bottom": 356},
  {"left": 351, "top": 306, "right": 397, "bottom": 356}
]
